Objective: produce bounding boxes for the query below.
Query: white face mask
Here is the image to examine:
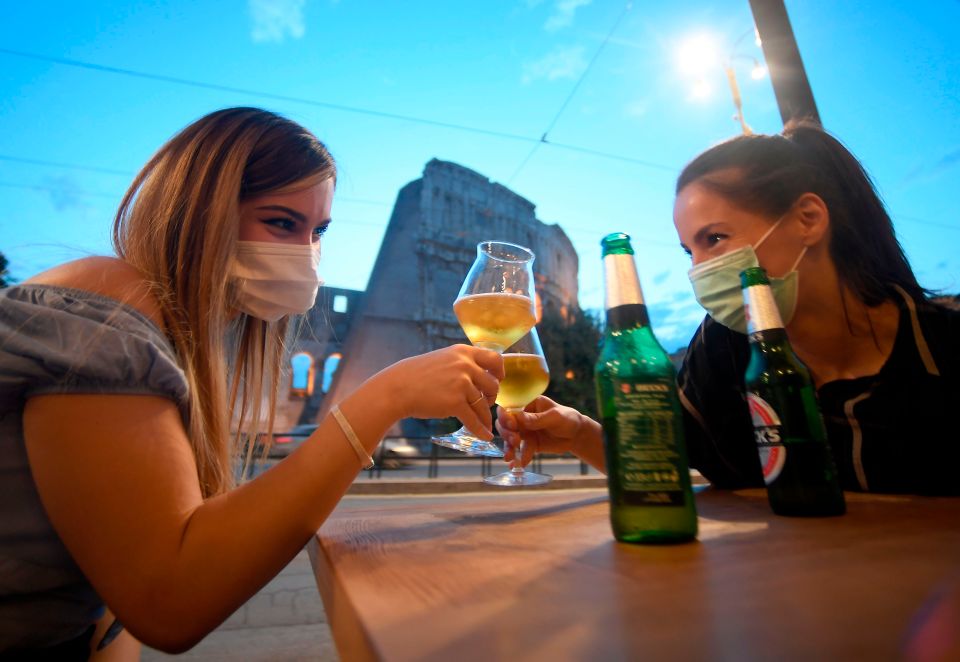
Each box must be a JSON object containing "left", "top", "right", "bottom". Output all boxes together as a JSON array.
[
  {"left": 687, "top": 216, "right": 807, "bottom": 334},
  {"left": 230, "top": 240, "right": 322, "bottom": 322}
]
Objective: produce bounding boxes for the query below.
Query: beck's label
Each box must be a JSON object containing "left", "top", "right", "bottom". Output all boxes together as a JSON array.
[{"left": 747, "top": 393, "right": 786, "bottom": 485}]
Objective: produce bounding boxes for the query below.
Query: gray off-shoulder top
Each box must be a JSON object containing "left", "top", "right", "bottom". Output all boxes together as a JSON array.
[{"left": 0, "top": 284, "right": 189, "bottom": 650}]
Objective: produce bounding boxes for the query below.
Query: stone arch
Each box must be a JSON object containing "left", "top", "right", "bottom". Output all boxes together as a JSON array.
[
  {"left": 322, "top": 352, "right": 342, "bottom": 393},
  {"left": 289, "top": 351, "right": 315, "bottom": 398}
]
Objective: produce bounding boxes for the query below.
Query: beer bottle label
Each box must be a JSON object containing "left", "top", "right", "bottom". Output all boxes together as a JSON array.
[
  {"left": 747, "top": 393, "right": 787, "bottom": 485},
  {"left": 744, "top": 283, "right": 783, "bottom": 335},
  {"left": 603, "top": 254, "right": 645, "bottom": 309},
  {"left": 611, "top": 379, "right": 685, "bottom": 506}
]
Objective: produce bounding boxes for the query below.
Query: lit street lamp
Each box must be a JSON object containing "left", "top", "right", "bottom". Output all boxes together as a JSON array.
[
  {"left": 679, "top": 28, "right": 767, "bottom": 135},
  {"left": 725, "top": 28, "right": 766, "bottom": 135}
]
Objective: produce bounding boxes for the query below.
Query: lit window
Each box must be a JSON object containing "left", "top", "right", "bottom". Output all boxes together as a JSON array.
[
  {"left": 333, "top": 295, "right": 348, "bottom": 313},
  {"left": 290, "top": 352, "right": 315, "bottom": 398},
  {"left": 322, "top": 353, "right": 342, "bottom": 393}
]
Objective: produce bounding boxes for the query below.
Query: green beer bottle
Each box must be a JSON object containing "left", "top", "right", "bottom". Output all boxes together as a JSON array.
[
  {"left": 594, "top": 233, "right": 698, "bottom": 543},
  {"left": 741, "top": 266, "right": 845, "bottom": 517}
]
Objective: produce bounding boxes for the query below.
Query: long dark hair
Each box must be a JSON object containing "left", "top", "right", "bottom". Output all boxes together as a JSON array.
[{"left": 676, "top": 121, "right": 924, "bottom": 305}]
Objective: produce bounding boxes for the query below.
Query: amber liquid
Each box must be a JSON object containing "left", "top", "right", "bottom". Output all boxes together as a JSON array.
[
  {"left": 453, "top": 293, "right": 536, "bottom": 351},
  {"left": 496, "top": 353, "right": 550, "bottom": 409}
]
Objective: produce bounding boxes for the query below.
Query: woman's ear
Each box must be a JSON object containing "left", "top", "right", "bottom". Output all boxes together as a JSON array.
[{"left": 793, "top": 192, "right": 830, "bottom": 246}]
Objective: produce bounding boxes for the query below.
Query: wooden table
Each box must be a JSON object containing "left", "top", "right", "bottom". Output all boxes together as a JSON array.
[{"left": 309, "top": 488, "right": 960, "bottom": 661}]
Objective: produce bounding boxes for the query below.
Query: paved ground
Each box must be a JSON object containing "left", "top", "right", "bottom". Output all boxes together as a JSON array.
[
  {"left": 141, "top": 550, "right": 338, "bottom": 662},
  {"left": 140, "top": 457, "right": 600, "bottom": 660}
]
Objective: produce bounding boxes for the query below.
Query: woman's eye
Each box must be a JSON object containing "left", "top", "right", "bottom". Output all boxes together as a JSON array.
[
  {"left": 263, "top": 217, "right": 296, "bottom": 232},
  {"left": 706, "top": 232, "right": 727, "bottom": 246},
  {"left": 313, "top": 224, "right": 329, "bottom": 239}
]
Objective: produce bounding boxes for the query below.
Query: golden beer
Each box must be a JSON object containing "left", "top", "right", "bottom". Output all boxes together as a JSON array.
[
  {"left": 453, "top": 292, "right": 536, "bottom": 351},
  {"left": 496, "top": 353, "right": 550, "bottom": 409}
]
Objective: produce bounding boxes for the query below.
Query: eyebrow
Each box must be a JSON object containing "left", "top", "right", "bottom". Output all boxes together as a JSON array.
[
  {"left": 680, "top": 221, "right": 727, "bottom": 253},
  {"left": 691, "top": 222, "right": 727, "bottom": 246},
  {"left": 693, "top": 223, "right": 714, "bottom": 244},
  {"left": 255, "top": 205, "right": 307, "bottom": 223}
]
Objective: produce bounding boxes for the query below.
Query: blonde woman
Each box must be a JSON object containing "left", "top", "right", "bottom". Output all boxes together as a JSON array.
[{"left": 0, "top": 107, "right": 503, "bottom": 658}]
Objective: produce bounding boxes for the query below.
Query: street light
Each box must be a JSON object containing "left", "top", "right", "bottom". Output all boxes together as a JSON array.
[{"left": 679, "top": 28, "right": 767, "bottom": 134}]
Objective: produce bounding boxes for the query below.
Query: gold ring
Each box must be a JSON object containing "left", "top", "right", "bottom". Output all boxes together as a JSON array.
[{"left": 470, "top": 394, "right": 486, "bottom": 406}]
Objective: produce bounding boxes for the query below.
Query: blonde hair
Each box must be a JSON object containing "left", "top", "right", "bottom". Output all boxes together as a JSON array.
[{"left": 113, "top": 107, "right": 336, "bottom": 497}]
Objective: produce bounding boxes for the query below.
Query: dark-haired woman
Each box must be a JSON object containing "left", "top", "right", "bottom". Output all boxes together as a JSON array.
[{"left": 499, "top": 121, "right": 960, "bottom": 497}]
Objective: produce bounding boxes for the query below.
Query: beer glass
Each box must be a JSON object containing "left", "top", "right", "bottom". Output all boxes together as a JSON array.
[
  {"left": 431, "top": 241, "right": 537, "bottom": 457},
  {"left": 484, "top": 327, "right": 553, "bottom": 486}
]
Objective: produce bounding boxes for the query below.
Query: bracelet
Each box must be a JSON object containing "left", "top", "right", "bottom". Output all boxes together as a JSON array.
[{"left": 331, "top": 405, "right": 375, "bottom": 470}]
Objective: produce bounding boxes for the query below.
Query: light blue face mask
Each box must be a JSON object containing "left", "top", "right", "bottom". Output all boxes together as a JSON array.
[{"left": 687, "top": 217, "right": 807, "bottom": 334}]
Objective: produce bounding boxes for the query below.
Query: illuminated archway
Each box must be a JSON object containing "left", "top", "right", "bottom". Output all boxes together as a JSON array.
[
  {"left": 322, "top": 353, "right": 342, "bottom": 393},
  {"left": 289, "top": 352, "right": 315, "bottom": 398}
]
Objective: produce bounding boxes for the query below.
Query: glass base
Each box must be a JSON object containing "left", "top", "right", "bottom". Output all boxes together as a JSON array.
[
  {"left": 431, "top": 427, "right": 503, "bottom": 457},
  {"left": 483, "top": 469, "right": 553, "bottom": 487}
]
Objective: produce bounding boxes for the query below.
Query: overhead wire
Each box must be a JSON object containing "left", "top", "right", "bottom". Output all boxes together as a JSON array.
[
  {"left": 508, "top": 1, "right": 634, "bottom": 185},
  {"left": 0, "top": 45, "right": 679, "bottom": 175},
  {"left": 2, "top": 45, "right": 955, "bottom": 235},
  {"left": 2, "top": 165, "right": 955, "bottom": 237},
  {"left": 0, "top": 181, "right": 390, "bottom": 229}
]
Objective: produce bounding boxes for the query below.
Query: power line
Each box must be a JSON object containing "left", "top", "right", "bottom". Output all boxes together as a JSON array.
[
  {"left": 0, "top": 177, "right": 682, "bottom": 247},
  {"left": 0, "top": 181, "right": 119, "bottom": 199},
  {"left": 0, "top": 154, "right": 130, "bottom": 176},
  {"left": 3, "top": 43, "right": 952, "bottom": 238},
  {"left": 0, "top": 48, "right": 535, "bottom": 144},
  {"left": 4, "top": 160, "right": 956, "bottom": 234},
  {"left": 895, "top": 214, "right": 960, "bottom": 232},
  {"left": 508, "top": 2, "right": 633, "bottom": 185},
  {"left": 0, "top": 181, "right": 390, "bottom": 229},
  {"left": 0, "top": 159, "right": 392, "bottom": 207},
  {"left": 544, "top": 140, "right": 677, "bottom": 172},
  {"left": 0, "top": 47, "right": 680, "bottom": 175}
]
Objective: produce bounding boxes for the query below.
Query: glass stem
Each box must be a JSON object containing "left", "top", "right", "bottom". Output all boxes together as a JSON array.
[
  {"left": 507, "top": 407, "right": 526, "bottom": 475},
  {"left": 475, "top": 341, "right": 505, "bottom": 353}
]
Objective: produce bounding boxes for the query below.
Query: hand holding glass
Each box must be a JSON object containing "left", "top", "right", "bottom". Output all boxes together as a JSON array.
[
  {"left": 484, "top": 327, "right": 553, "bottom": 486},
  {"left": 431, "top": 241, "right": 537, "bottom": 457}
]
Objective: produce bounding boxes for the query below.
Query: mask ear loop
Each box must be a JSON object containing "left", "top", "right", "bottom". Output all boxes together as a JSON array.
[
  {"left": 789, "top": 245, "right": 808, "bottom": 272},
  {"left": 753, "top": 215, "right": 785, "bottom": 251},
  {"left": 754, "top": 214, "right": 807, "bottom": 274}
]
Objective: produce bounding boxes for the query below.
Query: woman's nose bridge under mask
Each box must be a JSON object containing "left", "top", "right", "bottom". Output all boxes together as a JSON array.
[{"left": 687, "top": 215, "right": 807, "bottom": 333}]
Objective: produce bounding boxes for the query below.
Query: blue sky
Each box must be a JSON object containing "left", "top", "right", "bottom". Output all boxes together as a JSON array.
[{"left": 1, "top": 1, "right": 958, "bottom": 351}]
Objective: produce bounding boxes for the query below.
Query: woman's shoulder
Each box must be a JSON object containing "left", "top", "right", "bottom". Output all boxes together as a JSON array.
[
  {"left": 678, "top": 315, "right": 750, "bottom": 390},
  {"left": 23, "top": 256, "right": 165, "bottom": 330},
  {"left": 682, "top": 316, "right": 749, "bottom": 365}
]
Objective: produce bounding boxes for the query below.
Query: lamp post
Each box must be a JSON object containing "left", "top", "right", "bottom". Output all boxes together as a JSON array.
[
  {"left": 723, "top": 29, "right": 766, "bottom": 135},
  {"left": 748, "top": 0, "right": 821, "bottom": 126}
]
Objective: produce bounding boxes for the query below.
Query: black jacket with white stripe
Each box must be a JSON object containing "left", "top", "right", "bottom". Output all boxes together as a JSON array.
[{"left": 677, "top": 288, "right": 960, "bottom": 495}]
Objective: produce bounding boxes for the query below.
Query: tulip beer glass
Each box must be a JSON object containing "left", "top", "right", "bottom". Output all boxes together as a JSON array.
[{"left": 431, "top": 241, "right": 537, "bottom": 457}]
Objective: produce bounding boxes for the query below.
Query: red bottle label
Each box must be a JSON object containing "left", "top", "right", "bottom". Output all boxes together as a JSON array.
[{"left": 747, "top": 393, "right": 786, "bottom": 485}]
